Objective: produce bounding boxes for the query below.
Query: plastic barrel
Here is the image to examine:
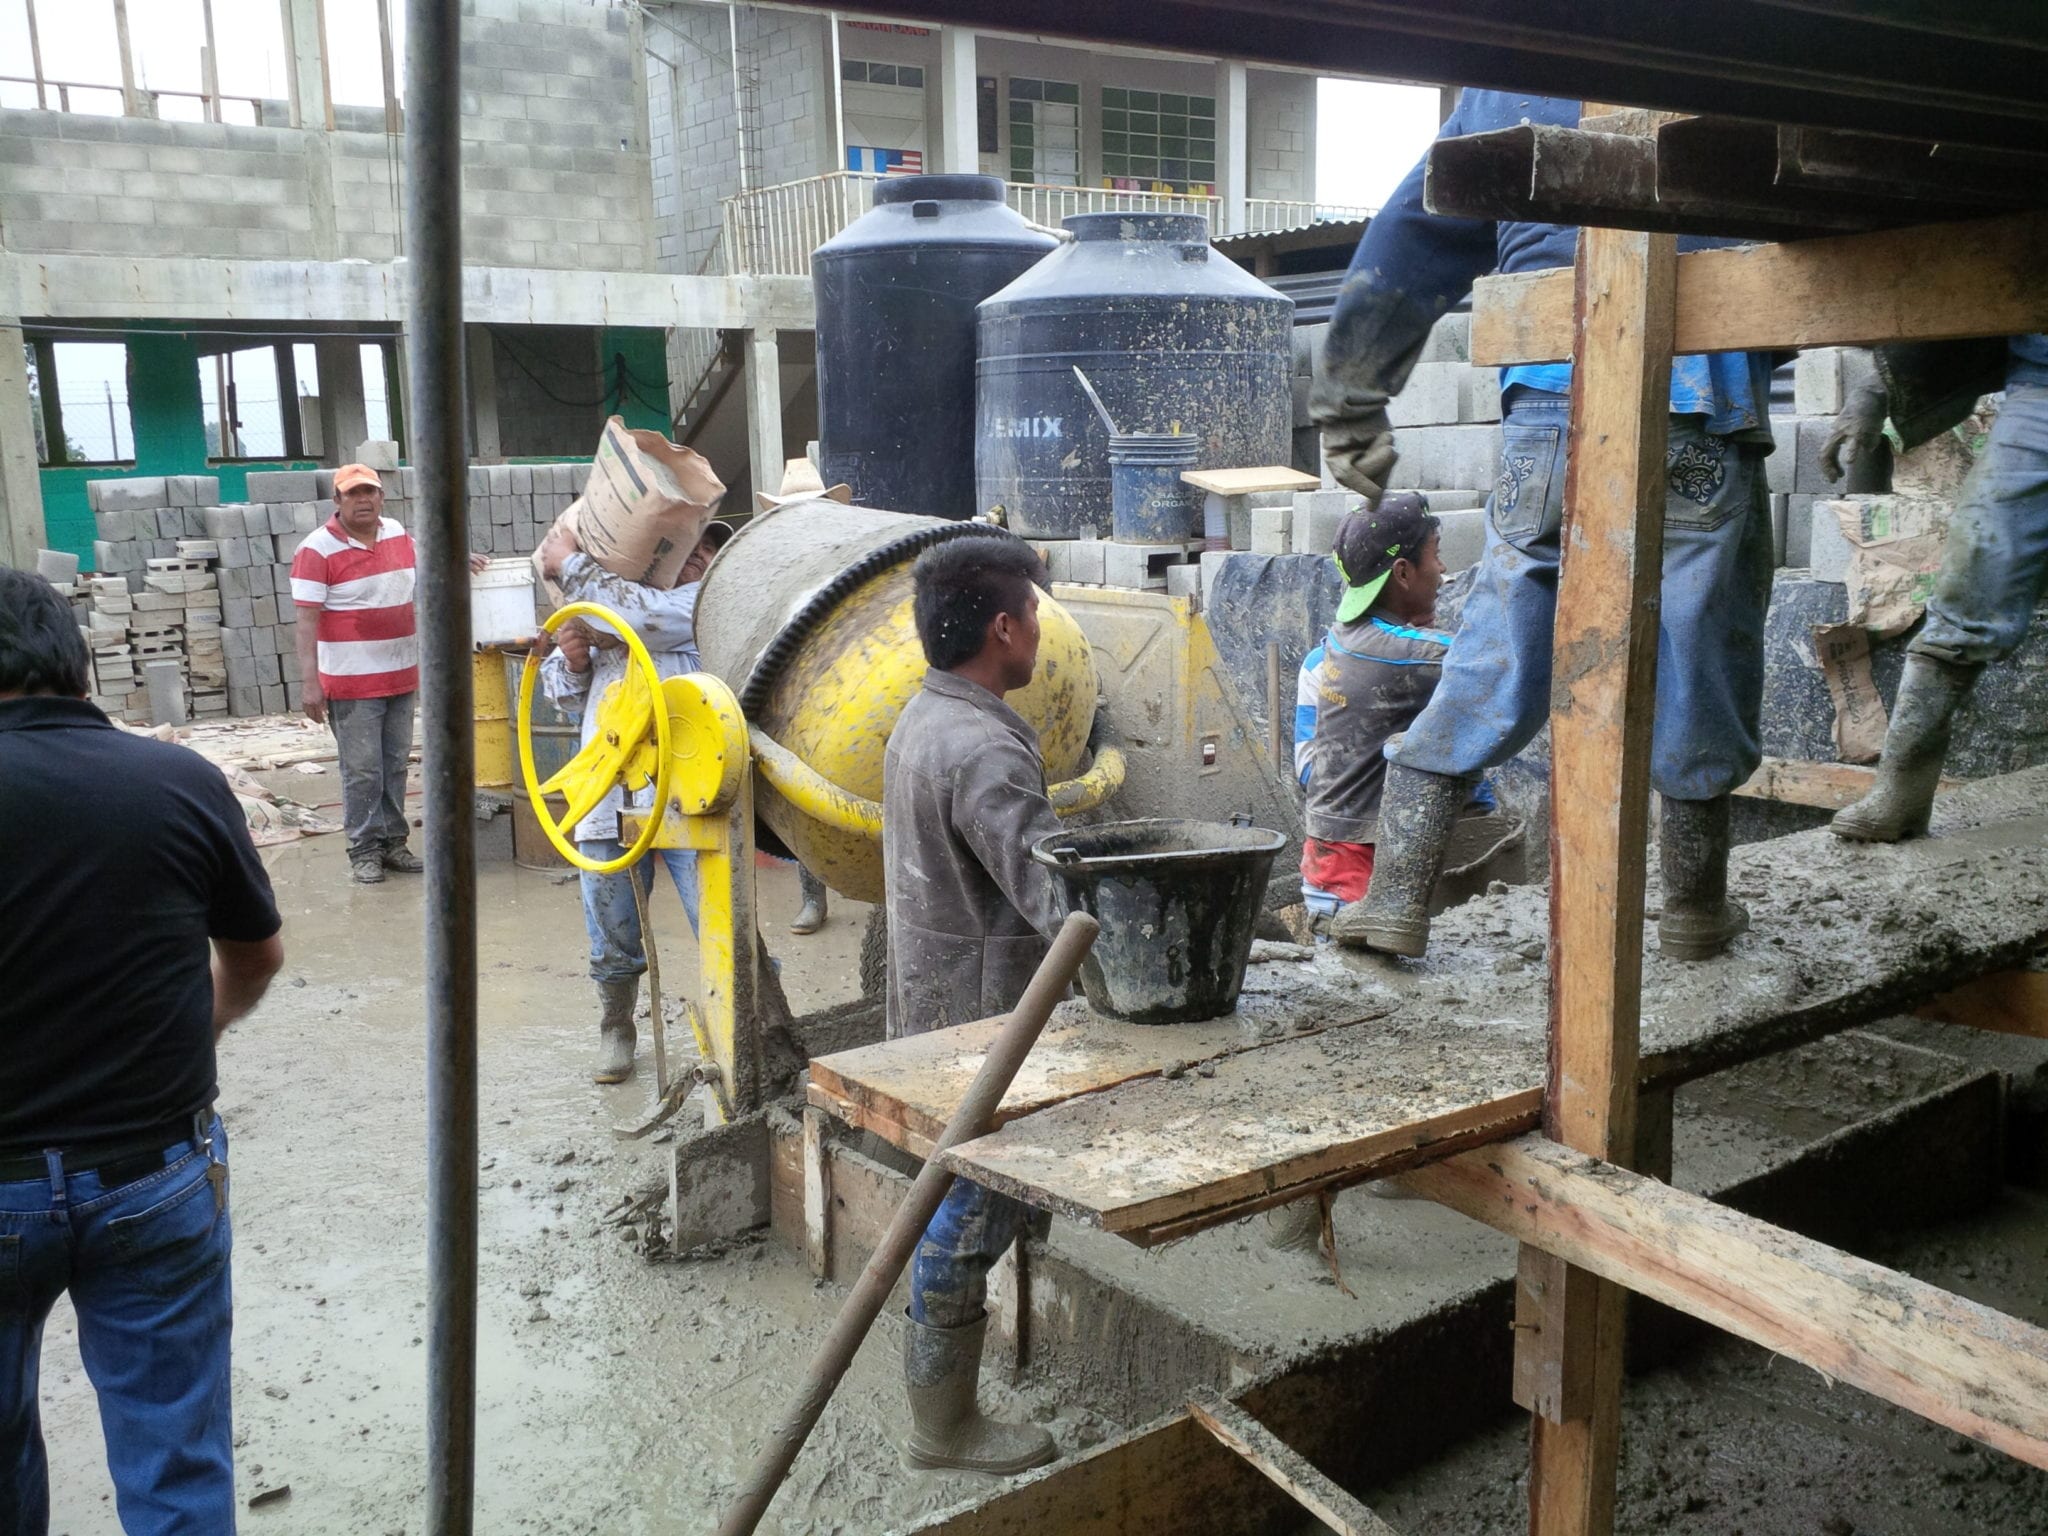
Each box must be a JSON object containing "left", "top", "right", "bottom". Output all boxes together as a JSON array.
[
  {"left": 1031, "top": 818, "right": 1286, "bottom": 1024},
  {"left": 1108, "top": 433, "right": 1201, "bottom": 543},
  {"left": 504, "top": 649, "right": 583, "bottom": 871}
]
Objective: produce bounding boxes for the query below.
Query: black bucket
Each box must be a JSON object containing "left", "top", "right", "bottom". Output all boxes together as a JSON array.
[{"left": 1031, "top": 818, "right": 1287, "bottom": 1024}]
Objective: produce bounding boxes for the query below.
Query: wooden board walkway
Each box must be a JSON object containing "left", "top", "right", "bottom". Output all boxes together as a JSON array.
[{"left": 807, "top": 767, "right": 2048, "bottom": 1245}]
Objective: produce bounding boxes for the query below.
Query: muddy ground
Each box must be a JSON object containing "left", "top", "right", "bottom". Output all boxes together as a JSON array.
[{"left": 35, "top": 772, "right": 2048, "bottom": 1535}]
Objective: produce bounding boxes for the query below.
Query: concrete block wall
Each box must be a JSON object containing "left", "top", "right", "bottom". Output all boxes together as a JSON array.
[
  {"left": 0, "top": 0, "right": 653, "bottom": 271},
  {"left": 1245, "top": 69, "right": 1315, "bottom": 202},
  {"left": 661, "top": 1, "right": 747, "bottom": 274}
]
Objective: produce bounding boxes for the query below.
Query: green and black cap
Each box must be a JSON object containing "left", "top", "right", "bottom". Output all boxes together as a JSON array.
[{"left": 1333, "top": 492, "right": 1437, "bottom": 623}]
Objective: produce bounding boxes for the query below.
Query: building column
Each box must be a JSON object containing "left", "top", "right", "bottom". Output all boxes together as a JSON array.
[
  {"left": 314, "top": 337, "right": 369, "bottom": 467},
  {"left": 280, "top": 0, "right": 333, "bottom": 130},
  {"left": 466, "top": 327, "right": 503, "bottom": 464},
  {"left": 1215, "top": 60, "right": 1248, "bottom": 236},
  {"left": 0, "top": 320, "right": 48, "bottom": 567},
  {"left": 744, "top": 327, "right": 784, "bottom": 501},
  {"left": 937, "top": 27, "right": 979, "bottom": 175}
]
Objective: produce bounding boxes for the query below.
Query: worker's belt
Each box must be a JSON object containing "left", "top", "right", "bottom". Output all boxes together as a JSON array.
[{"left": 0, "top": 1116, "right": 208, "bottom": 1187}]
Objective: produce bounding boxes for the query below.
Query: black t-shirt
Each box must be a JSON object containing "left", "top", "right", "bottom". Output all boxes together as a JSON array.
[{"left": 0, "top": 696, "right": 281, "bottom": 1152}]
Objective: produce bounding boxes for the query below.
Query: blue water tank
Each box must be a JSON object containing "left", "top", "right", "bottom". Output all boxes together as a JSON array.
[
  {"left": 813, "top": 176, "right": 1057, "bottom": 519},
  {"left": 976, "top": 212, "right": 1294, "bottom": 539}
]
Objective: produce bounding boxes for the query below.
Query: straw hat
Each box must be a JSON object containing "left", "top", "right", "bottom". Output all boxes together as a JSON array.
[{"left": 756, "top": 457, "right": 853, "bottom": 513}]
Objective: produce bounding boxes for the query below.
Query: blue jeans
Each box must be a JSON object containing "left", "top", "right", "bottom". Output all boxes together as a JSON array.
[
  {"left": 1, "top": 1117, "right": 234, "bottom": 1536},
  {"left": 578, "top": 839, "right": 701, "bottom": 984},
  {"left": 910, "top": 1177, "right": 1025, "bottom": 1330},
  {"left": 1914, "top": 384, "right": 2048, "bottom": 666},
  {"left": 1394, "top": 391, "right": 1773, "bottom": 802}
]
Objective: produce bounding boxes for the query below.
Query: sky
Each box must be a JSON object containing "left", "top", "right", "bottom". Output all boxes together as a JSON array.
[{"left": 1314, "top": 77, "right": 1440, "bottom": 211}]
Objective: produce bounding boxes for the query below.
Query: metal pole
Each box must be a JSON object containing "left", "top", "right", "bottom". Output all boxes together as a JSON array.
[
  {"left": 404, "top": 2, "right": 477, "bottom": 1532},
  {"left": 715, "top": 911, "right": 1100, "bottom": 1536}
]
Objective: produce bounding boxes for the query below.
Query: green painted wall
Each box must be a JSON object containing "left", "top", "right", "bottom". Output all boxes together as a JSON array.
[
  {"left": 600, "top": 326, "right": 671, "bottom": 434},
  {"left": 37, "top": 331, "right": 320, "bottom": 571}
]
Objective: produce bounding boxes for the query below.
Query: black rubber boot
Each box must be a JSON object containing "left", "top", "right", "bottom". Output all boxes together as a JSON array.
[
  {"left": 1329, "top": 765, "right": 1470, "bottom": 958},
  {"left": 790, "top": 865, "right": 828, "bottom": 935},
  {"left": 1657, "top": 795, "right": 1749, "bottom": 963},
  {"left": 1831, "top": 654, "right": 1982, "bottom": 843},
  {"left": 902, "top": 1313, "right": 1056, "bottom": 1474},
  {"left": 592, "top": 977, "right": 638, "bottom": 1084}
]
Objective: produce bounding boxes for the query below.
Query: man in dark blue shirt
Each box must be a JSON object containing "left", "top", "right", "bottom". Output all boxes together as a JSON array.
[
  {"left": 1, "top": 567, "right": 283, "bottom": 1532},
  {"left": 1314, "top": 92, "right": 1773, "bottom": 964},
  {"left": 1827, "top": 334, "right": 2048, "bottom": 841}
]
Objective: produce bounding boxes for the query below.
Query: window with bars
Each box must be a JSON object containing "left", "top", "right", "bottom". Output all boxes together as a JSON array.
[
  {"left": 1007, "top": 76, "right": 1080, "bottom": 186},
  {"left": 1100, "top": 87, "right": 1216, "bottom": 194}
]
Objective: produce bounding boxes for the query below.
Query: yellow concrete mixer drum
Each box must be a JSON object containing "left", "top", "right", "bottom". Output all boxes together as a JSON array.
[{"left": 694, "top": 501, "right": 1100, "bottom": 905}]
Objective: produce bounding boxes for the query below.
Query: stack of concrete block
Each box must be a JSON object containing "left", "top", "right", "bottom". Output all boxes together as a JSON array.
[
  {"left": 200, "top": 501, "right": 317, "bottom": 718},
  {"left": 135, "top": 556, "right": 227, "bottom": 718},
  {"left": 88, "top": 475, "right": 223, "bottom": 592},
  {"left": 1032, "top": 535, "right": 1205, "bottom": 596},
  {"left": 466, "top": 464, "right": 583, "bottom": 559},
  {"left": 77, "top": 576, "right": 143, "bottom": 718}
]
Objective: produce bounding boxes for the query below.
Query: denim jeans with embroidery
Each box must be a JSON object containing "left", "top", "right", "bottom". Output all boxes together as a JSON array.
[
  {"left": 1, "top": 1117, "right": 234, "bottom": 1535},
  {"left": 1393, "top": 389, "right": 1773, "bottom": 802},
  {"left": 1913, "top": 384, "right": 2048, "bottom": 667}
]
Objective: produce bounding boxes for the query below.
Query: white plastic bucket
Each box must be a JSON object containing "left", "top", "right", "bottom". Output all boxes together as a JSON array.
[{"left": 472, "top": 557, "right": 538, "bottom": 646}]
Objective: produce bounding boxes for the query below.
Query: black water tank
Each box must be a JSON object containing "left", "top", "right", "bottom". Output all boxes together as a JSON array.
[
  {"left": 976, "top": 212, "right": 1294, "bottom": 539},
  {"left": 813, "top": 175, "right": 1056, "bottom": 519}
]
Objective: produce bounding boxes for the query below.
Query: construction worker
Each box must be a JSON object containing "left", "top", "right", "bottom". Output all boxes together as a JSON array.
[
  {"left": 2, "top": 569, "right": 283, "bottom": 1530},
  {"left": 884, "top": 536, "right": 1062, "bottom": 1475},
  {"left": 1313, "top": 92, "right": 1775, "bottom": 962},
  {"left": 1825, "top": 334, "right": 2048, "bottom": 841},
  {"left": 1295, "top": 493, "right": 1496, "bottom": 931},
  {"left": 290, "top": 463, "right": 489, "bottom": 885},
  {"left": 537, "top": 518, "right": 733, "bottom": 1083}
]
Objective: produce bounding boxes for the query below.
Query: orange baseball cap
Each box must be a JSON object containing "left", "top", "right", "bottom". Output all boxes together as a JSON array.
[{"left": 334, "top": 463, "right": 383, "bottom": 493}]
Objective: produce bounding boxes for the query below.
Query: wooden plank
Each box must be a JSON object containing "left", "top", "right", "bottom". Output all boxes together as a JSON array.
[
  {"left": 879, "top": 770, "right": 2048, "bottom": 1239},
  {"left": 1522, "top": 221, "right": 1675, "bottom": 1536},
  {"left": 1470, "top": 209, "right": 2048, "bottom": 366},
  {"left": 1186, "top": 1389, "right": 1404, "bottom": 1536},
  {"left": 1734, "top": 755, "right": 1964, "bottom": 812},
  {"left": 810, "top": 986, "right": 1391, "bottom": 1158},
  {"left": 1400, "top": 1135, "right": 2048, "bottom": 1472},
  {"left": 1180, "top": 466, "right": 1320, "bottom": 495},
  {"left": 1918, "top": 968, "right": 2048, "bottom": 1040}
]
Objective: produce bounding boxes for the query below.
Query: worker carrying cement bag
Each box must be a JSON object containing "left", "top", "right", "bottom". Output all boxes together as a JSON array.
[
  {"left": 534, "top": 512, "right": 734, "bottom": 1084},
  {"left": 1293, "top": 494, "right": 1499, "bottom": 932},
  {"left": 883, "top": 536, "right": 1065, "bottom": 1476},
  {"left": 1824, "top": 334, "right": 2048, "bottom": 843},
  {"left": 1311, "top": 91, "right": 1774, "bottom": 963}
]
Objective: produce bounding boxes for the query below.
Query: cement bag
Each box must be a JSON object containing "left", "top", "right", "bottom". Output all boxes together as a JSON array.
[
  {"left": 1819, "top": 494, "right": 1954, "bottom": 638},
  {"left": 575, "top": 416, "right": 726, "bottom": 587}
]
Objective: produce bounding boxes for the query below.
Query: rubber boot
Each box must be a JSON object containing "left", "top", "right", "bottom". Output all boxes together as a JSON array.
[
  {"left": 1831, "top": 654, "right": 1982, "bottom": 843},
  {"left": 902, "top": 1313, "right": 1056, "bottom": 1475},
  {"left": 1657, "top": 795, "right": 1749, "bottom": 963},
  {"left": 790, "top": 865, "right": 828, "bottom": 935},
  {"left": 592, "top": 977, "right": 638, "bottom": 1084},
  {"left": 1328, "top": 765, "right": 1469, "bottom": 958}
]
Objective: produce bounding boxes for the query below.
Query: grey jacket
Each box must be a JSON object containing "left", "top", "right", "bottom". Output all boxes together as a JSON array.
[
  {"left": 883, "top": 670, "right": 1064, "bottom": 1040},
  {"left": 1303, "top": 615, "right": 1452, "bottom": 845}
]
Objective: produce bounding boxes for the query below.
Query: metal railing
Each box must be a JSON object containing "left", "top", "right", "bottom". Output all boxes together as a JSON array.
[{"left": 719, "top": 170, "right": 1376, "bottom": 276}]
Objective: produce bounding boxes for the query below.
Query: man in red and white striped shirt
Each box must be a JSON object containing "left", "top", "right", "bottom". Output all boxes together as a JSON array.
[{"left": 291, "top": 464, "right": 485, "bottom": 886}]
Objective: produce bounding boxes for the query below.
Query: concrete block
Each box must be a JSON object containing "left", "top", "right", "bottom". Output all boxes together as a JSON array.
[
  {"left": 315, "top": 469, "right": 337, "bottom": 498},
  {"left": 1039, "top": 540, "right": 1071, "bottom": 583},
  {"left": 1103, "top": 541, "right": 1189, "bottom": 591},
  {"left": 38, "top": 549, "right": 80, "bottom": 583},
  {"left": 1250, "top": 505, "right": 1292, "bottom": 556},
  {"left": 222, "top": 626, "right": 252, "bottom": 659},
  {"left": 266, "top": 502, "right": 295, "bottom": 536},
  {"left": 293, "top": 502, "right": 322, "bottom": 534},
  {"left": 1199, "top": 549, "right": 1231, "bottom": 608},
  {"left": 90, "top": 477, "right": 169, "bottom": 512},
  {"left": 355, "top": 439, "right": 401, "bottom": 471},
  {"left": 1794, "top": 349, "right": 1845, "bottom": 418},
  {"left": 1067, "top": 538, "right": 1106, "bottom": 585},
  {"left": 150, "top": 509, "right": 180, "bottom": 539},
  {"left": 510, "top": 464, "right": 533, "bottom": 493},
  {"left": 1387, "top": 362, "right": 1464, "bottom": 429},
  {"left": 1436, "top": 506, "right": 1489, "bottom": 573},
  {"left": 1397, "top": 424, "right": 1502, "bottom": 493},
  {"left": 1766, "top": 416, "right": 1798, "bottom": 493},
  {"left": 229, "top": 685, "right": 261, "bottom": 717},
  {"left": 488, "top": 464, "right": 514, "bottom": 495},
  {"left": 244, "top": 565, "right": 271, "bottom": 597},
  {"left": 1165, "top": 562, "right": 1202, "bottom": 602},
  {"left": 258, "top": 683, "right": 287, "bottom": 715},
  {"left": 1785, "top": 494, "right": 1815, "bottom": 568},
  {"left": 249, "top": 533, "right": 277, "bottom": 562},
  {"left": 232, "top": 503, "right": 266, "bottom": 538},
  {"left": 1292, "top": 489, "right": 1353, "bottom": 557},
  {"left": 1809, "top": 497, "right": 1855, "bottom": 582},
  {"left": 1461, "top": 369, "right": 1503, "bottom": 424},
  {"left": 225, "top": 655, "right": 260, "bottom": 691},
  {"left": 244, "top": 470, "right": 320, "bottom": 501},
  {"left": 221, "top": 594, "right": 254, "bottom": 628},
  {"left": 199, "top": 506, "right": 240, "bottom": 539},
  {"left": 249, "top": 595, "right": 279, "bottom": 628},
  {"left": 1793, "top": 416, "right": 1841, "bottom": 494},
  {"left": 467, "top": 466, "right": 489, "bottom": 496},
  {"left": 1419, "top": 311, "right": 1470, "bottom": 365},
  {"left": 93, "top": 510, "right": 135, "bottom": 544}
]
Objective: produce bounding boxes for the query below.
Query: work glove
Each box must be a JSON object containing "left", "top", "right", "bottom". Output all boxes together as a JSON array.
[
  {"left": 1320, "top": 407, "right": 1398, "bottom": 503},
  {"left": 1821, "top": 378, "right": 1888, "bottom": 483}
]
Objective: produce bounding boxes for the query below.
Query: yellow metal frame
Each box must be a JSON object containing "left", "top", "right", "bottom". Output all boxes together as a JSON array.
[{"left": 516, "top": 601, "right": 675, "bottom": 875}]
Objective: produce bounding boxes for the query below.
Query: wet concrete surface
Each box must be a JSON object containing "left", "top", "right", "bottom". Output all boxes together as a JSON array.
[{"left": 37, "top": 809, "right": 1090, "bottom": 1536}]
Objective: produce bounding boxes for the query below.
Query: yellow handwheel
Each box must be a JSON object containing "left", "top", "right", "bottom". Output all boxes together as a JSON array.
[{"left": 517, "top": 602, "right": 674, "bottom": 875}]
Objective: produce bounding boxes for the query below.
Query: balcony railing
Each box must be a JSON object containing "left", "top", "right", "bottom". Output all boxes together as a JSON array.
[{"left": 720, "top": 171, "right": 1373, "bottom": 277}]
